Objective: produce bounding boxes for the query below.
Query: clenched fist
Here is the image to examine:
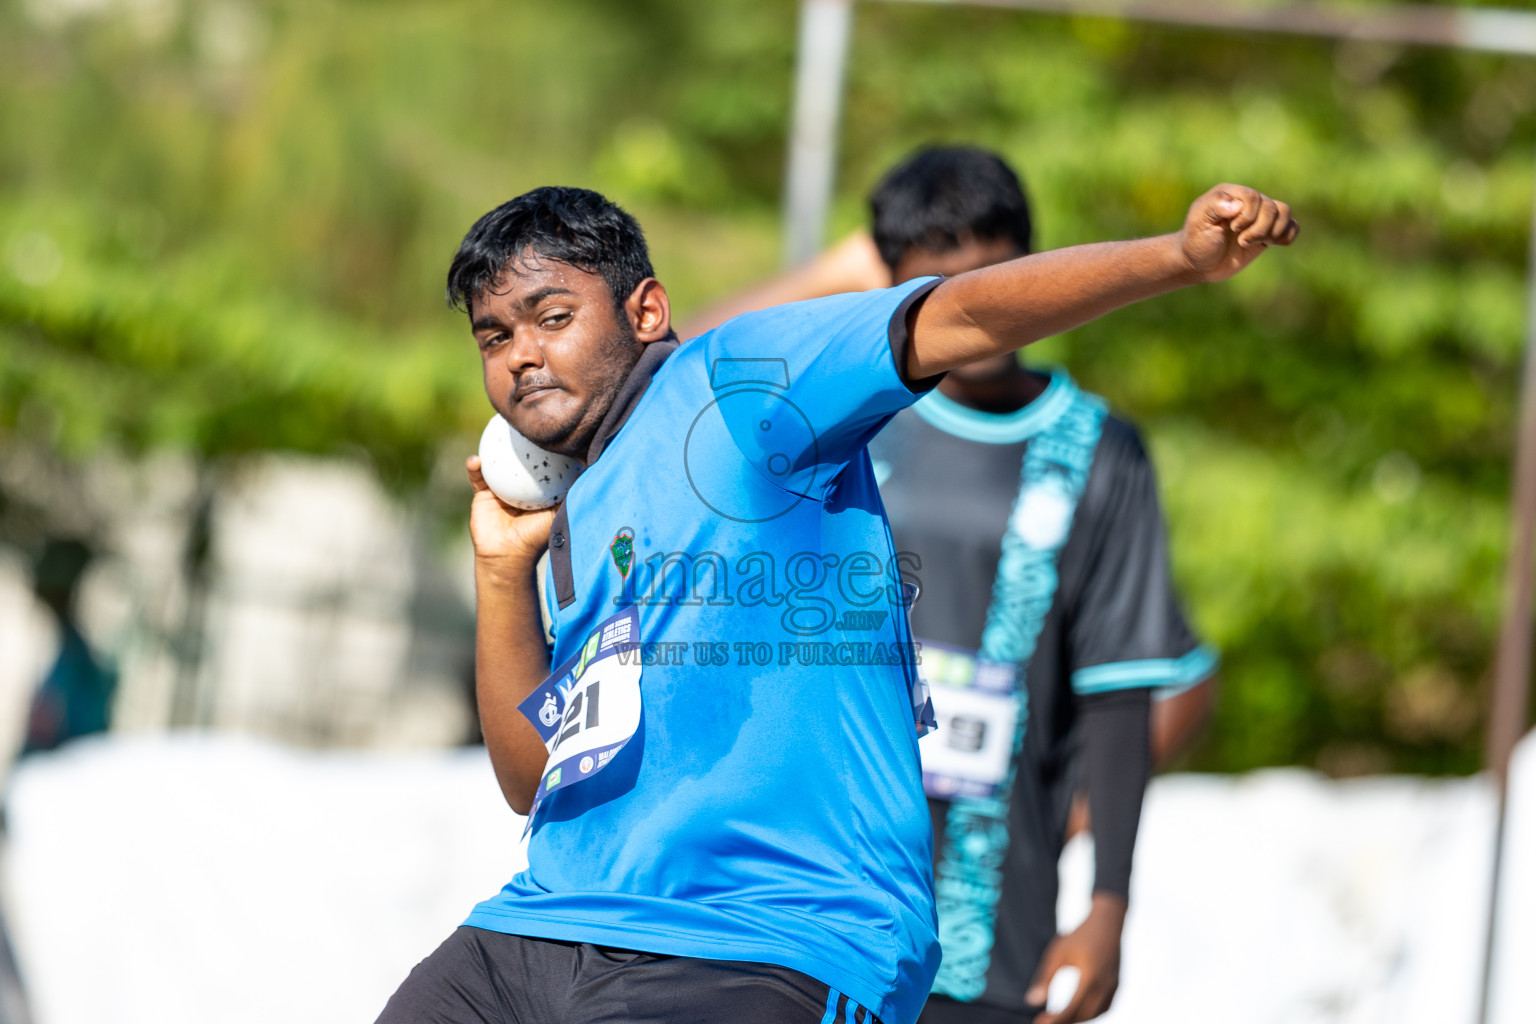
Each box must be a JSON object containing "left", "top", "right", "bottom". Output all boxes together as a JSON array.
[{"left": 1179, "top": 183, "right": 1299, "bottom": 283}]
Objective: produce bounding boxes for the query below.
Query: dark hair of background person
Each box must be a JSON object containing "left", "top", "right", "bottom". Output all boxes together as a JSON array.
[
  {"left": 868, "top": 146, "right": 1034, "bottom": 271},
  {"left": 32, "top": 537, "right": 93, "bottom": 621},
  {"left": 446, "top": 186, "right": 657, "bottom": 315}
]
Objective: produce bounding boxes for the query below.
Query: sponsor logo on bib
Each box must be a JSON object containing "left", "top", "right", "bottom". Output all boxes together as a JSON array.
[{"left": 538, "top": 693, "right": 560, "bottom": 728}]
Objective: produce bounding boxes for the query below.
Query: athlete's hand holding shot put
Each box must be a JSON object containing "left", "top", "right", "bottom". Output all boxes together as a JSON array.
[
  {"left": 375, "top": 183, "right": 1295, "bottom": 1024},
  {"left": 463, "top": 455, "right": 555, "bottom": 814},
  {"left": 462, "top": 251, "right": 673, "bottom": 815}
]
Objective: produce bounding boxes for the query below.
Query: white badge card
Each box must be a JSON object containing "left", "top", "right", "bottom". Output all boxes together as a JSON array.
[
  {"left": 916, "top": 640, "right": 1019, "bottom": 800},
  {"left": 518, "top": 605, "right": 643, "bottom": 821}
]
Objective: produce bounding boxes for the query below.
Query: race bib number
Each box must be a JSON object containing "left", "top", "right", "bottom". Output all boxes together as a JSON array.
[
  {"left": 517, "top": 605, "right": 643, "bottom": 822},
  {"left": 917, "top": 640, "right": 1019, "bottom": 800}
]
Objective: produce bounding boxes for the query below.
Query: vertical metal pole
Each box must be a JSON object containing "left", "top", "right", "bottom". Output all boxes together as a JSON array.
[
  {"left": 1477, "top": 151, "right": 1536, "bottom": 1024},
  {"left": 1488, "top": 156, "right": 1536, "bottom": 787},
  {"left": 782, "top": 0, "right": 855, "bottom": 267}
]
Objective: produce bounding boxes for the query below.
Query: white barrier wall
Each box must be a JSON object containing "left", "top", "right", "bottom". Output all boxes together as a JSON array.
[
  {"left": 4, "top": 736, "right": 527, "bottom": 1024},
  {"left": 3, "top": 732, "right": 1527, "bottom": 1024},
  {"left": 1488, "top": 729, "right": 1536, "bottom": 1024},
  {"left": 1060, "top": 770, "right": 1497, "bottom": 1024}
]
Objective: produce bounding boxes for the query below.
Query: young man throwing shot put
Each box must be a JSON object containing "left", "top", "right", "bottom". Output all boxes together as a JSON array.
[{"left": 376, "top": 181, "right": 1295, "bottom": 1024}]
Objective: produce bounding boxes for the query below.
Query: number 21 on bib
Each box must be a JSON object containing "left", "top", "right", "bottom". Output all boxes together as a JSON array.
[{"left": 517, "top": 605, "right": 643, "bottom": 823}]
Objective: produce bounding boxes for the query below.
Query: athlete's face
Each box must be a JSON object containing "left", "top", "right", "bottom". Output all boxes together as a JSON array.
[
  {"left": 470, "top": 251, "right": 672, "bottom": 462},
  {"left": 893, "top": 235, "right": 1026, "bottom": 382}
]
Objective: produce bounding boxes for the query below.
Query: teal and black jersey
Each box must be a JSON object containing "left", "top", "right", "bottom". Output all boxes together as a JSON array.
[
  {"left": 465, "top": 278, "right": 945, "bottom": 1024},
  {"left": 869, "top": 373, "right": 1216, "bottom": 1012}
]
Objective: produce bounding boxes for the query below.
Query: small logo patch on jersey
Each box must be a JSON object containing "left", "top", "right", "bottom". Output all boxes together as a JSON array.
[{"left": 610, "top": 527, "right": 635, "bottom": 578}]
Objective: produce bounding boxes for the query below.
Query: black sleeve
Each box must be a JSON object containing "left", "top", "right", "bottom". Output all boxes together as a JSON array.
[
  {"left": 1068, "top": 420, "right": 1211, "bottom": 697},
  {"left": 1079, "top": 688, "right": 1152, "bottom": 900},
  {"left": 888, "top": 276, "right": 947, "bottom": 394}
]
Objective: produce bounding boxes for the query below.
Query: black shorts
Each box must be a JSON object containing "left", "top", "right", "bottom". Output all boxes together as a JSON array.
[{"left": 375, "top": 927, "right": 881, "bottom": 1024}]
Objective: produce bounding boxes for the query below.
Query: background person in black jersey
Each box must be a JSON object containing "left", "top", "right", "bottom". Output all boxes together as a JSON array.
[{"left": 683, "top": 146, "right": 1218, "bottom": 1024}]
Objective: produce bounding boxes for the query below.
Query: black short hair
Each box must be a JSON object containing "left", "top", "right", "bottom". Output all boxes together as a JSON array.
[
  {"left": 446, "top": 186, "right": 656, "bottom": 313},
  {"left": 869, "top": 146, "right": 1033, "bottom": 271}
]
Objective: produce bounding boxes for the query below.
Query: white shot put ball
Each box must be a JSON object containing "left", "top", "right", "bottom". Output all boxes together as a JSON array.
[{"left": 477, "top": 414, "right": 580, "bottom": 510}]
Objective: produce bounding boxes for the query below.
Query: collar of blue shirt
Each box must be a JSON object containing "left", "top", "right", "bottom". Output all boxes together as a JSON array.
[{"left": 549, "top": 337, "right": 679, "bottom": 609}]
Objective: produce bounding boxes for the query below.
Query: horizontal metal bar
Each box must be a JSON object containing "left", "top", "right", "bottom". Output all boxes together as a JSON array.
[{"left": 875, "top": 0, "right": 1536, "bottom": 56}]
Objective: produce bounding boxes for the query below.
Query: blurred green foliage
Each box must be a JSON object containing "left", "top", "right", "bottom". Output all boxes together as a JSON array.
[{"left": 2, "top": 0, "right": 1533, "bottom": 772}]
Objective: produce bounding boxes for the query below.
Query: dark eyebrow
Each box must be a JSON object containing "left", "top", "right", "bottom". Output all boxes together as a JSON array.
[
  {"left": 519, "top": 286, "right": 576, "bottom": 310},
  {"left": 470, "top": 286, "right": 577, "bottom": 333}
]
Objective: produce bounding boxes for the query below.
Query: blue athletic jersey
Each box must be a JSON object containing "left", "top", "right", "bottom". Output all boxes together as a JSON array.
[{"left": 466, "top": 278, "right": 944, "bottom": 1024}]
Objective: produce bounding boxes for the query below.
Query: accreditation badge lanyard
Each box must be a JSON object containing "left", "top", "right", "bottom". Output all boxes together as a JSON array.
[
  {"left": 915, "top": 643, "right": 1020, "bottom": 800},
  {"left": 516, "top": 605, "right": 644, "bottom": 831},
  {"left": 926, "top": 384, "right": 1107, "bottom": 1002}
]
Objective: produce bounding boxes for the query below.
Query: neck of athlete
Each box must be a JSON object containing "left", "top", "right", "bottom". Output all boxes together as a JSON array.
[{"left": 936, "top": 355, "right": 1051, "bottom": 415}]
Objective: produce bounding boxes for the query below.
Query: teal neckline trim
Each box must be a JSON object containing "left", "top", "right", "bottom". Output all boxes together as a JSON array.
[
  {"left": 1071, "top": 645, "right": 1221, "bottom": 695},
  {"left": 911, "top": 371, "right": 1077, "bottom": 444}
]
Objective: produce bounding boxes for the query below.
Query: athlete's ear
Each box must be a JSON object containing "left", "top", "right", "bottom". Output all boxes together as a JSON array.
[{"left": 623, "top": 278, "right": 672, "bottom": 344}]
